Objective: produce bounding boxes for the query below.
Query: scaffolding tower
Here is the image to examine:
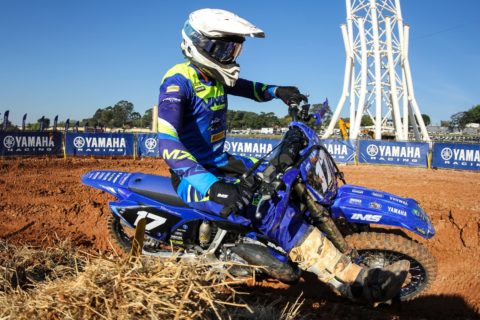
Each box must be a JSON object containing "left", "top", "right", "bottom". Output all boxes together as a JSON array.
[{"left": 323, "top": 0, "right": 430, "bottom": 141}]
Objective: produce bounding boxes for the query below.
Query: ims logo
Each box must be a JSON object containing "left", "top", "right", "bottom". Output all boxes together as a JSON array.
[{"left": 351, "top": 213, "right": 382, "bottom": 222}]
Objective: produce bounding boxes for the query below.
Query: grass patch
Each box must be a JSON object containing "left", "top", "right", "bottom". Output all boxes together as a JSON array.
[{"left": 0, "top": 241, "right": 305, "bottom": 319}]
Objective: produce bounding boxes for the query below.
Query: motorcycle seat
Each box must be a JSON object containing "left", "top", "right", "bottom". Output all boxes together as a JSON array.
[{"left": 128, "top": 174, "right": 189, "bottom": 208}]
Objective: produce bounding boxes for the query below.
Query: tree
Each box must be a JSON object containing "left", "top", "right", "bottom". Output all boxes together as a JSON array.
[
  {"left": 448, "top": 105, "right": 480, "bottom": 131},
  {"left": 440, "top": 120, "right": 450, "bottom": 127},
  {"left": 421, "top": 114, "right": 431, "bottom": 126},
  {"left": 463, "top": 105, "right": 480, "bottom": 124},
  {"left": 92, "top": 106, "right": 114, "bottom": 127},
  {"left": 361, "top": 115, "right": 374, "bottom": 126},
  {"left": 449, "top": 112, "right": 467, "bottom": 131},
  {"left": 128, "top": 112, "right": 143, "bottom": 127},
  {"left": 143, "top": 108, "right": 153, "bottom": 128},
  {"left": 279, "top": 115, "right": 291, "bottom": 127},
  {"left": 112, "top": 100, "right": 134, "bottom": 127},
  {"left": 38, "top": 117, "right": 50, "bottom": 128}
]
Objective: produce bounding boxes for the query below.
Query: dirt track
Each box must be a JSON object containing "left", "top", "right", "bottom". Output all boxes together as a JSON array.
[{"left": 0, "top": 158, "right": 479, "bottom": 318}]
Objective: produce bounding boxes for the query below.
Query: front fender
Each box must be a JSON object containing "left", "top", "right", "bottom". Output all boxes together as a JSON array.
[{"left": 331, "top": 185, "right": 435, "bottom": 239}]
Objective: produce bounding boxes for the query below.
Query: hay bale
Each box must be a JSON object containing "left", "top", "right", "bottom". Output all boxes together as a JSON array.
[{"left": 0, "top": 242, "right": 305, "bottom": 319}]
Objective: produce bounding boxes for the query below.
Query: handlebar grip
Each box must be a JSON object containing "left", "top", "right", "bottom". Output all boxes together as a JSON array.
[{"left": 288, "top": 101, "right": 299, "bottom": 108}]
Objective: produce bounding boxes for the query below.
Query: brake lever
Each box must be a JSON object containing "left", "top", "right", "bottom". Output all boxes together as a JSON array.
[{"left": 255, "top": 194, "right": 271, "bottom": 220}]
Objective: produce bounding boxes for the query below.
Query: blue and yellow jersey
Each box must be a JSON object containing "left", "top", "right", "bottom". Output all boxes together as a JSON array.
[{"left": 158, "top": 62, "right": 277, "bottom": 197}]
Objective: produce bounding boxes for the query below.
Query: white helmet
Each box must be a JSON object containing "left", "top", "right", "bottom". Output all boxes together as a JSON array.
[{"left": 181, "top": 9, "right": 264, "bottom": 87}]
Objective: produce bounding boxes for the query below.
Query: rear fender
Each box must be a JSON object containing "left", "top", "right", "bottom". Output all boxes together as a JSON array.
[
  {"left": 331, "top": 185, "right": 435, "bottom": 238},
  {"left": 82, "top": 170, "right": 135, "bottom": 200}
]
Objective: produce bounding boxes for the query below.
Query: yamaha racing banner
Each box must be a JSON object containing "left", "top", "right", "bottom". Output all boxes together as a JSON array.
[
  {"left": 65, "top": 132, "right": 134, "bottom": 156},
  {"left": 320, "top": 139, "right": 356, "bottom": 164},
  {"left": 137, "top": 133, "right": 160, "bottom": 157},
  {"left": 0, "top": 132, "right": 62, "bottom": 156},
  {"left": 432, "top": 142, "right": 480, "bottom": 171},
  {"left": 358, "top": 140, "right": 429, "bottom": 167},
  {"left": 224, "top": 137, "right": 280, "bottom": 159}
]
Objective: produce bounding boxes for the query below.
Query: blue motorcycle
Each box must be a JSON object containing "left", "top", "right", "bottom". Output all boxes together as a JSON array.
[{"left": 82, "top": 102, "right": 437, "bottom": 301}]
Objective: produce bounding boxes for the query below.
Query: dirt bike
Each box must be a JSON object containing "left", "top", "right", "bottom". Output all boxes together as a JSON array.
[{"left": 82, "top": 101, "right": 437, "bottom": 301}]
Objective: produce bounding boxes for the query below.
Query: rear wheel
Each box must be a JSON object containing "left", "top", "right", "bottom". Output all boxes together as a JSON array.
[
  {"left": 108, "top": 216, "right": 132, "bottom": 253},
  {"left": 345, "top": 232, "right": 437, "bottom": 301},
  {"left": 107, "top": 216, "right": 180, "bottom": 257},
  {"left": 108, "top": 216, "right": 299, "bottom": 283}
]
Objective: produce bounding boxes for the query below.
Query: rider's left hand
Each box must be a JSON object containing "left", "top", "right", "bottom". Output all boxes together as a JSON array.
[
  {"left": 275, "top": 86, "right": 308, "bottom": 106},
  {"left": 209, "top": 181, "right": 253, "bottom": 217}
]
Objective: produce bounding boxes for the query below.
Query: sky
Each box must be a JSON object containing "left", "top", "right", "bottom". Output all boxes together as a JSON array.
[{"left": 1, "top": 0, "right": 479, "bottom": 126}]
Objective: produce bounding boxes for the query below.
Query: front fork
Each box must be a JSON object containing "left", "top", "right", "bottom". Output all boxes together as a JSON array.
[{"left": 293, "top": 182, "right": 358, "bottom": 259}]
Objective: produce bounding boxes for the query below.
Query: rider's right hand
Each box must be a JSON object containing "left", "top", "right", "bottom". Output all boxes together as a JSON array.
[
  {"left": 275, "top": 86, "right": 308, "bottom": 106},
  {"left": 209, "top": 181, "right": 253, "bottom": 217}
]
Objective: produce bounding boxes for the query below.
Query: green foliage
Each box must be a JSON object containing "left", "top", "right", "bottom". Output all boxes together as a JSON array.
[
  {"left": 227, "top": 103, "right": 332, "bottom": 130},
  {"left": 449, "top": 105, "right": 480, "bottom": 130},
  {"left": 112, "top": 100, "right": 134, "bottom": 127},
  {"left": 25, "top": 118, "right": 50, "bottom": 131},
  {"left": 421, "top": 114, "right": 431, "bottom": 126},
  {"left": 278, "top": 115, "right": 291, "bottom": 127},
  {"left": 450, "top": 112, "right": 468, "bottom": 130},
  {"left": 227, "top": 110, "right": 281, "bottom": 129},
  {"left": 142, "top": 108, "right": 153, "bottom": 128},
  {"left": 79, "top": 100, "right": 337, "bottom": 130},
  {"left": 40, "top": 117, "right": 50, "bottom": 128},
  {"left": 82, "top": 100, "right": 151, "bottom": 129},
  {"left": 463, "top": 105, "right": 480, "bottom": 123},
  {"left": 361, "top": 115, "right": 374, "bottom": 126},
  {"left": 1, "top": 121, "right": 15, "bottom": 131},
  {"left": 92, "top": 107, "right": 114, "bottom": 127}
]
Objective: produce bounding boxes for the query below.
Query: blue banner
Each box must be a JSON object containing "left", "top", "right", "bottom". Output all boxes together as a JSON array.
[
  {"left": 224, "top": 137, "right": 280, "bottom": 159},
  {"left": 137, "top": 133, "right": 160, "bottom": 157},
  {"left": 66, "top": 132, "right": 134, "bottom": 156},
  {"left": 358, "top": 140, "right": 429, "bottom": 167},
  {"left": 320, "top": 139, "right": 356, "bottom": 163},
  {"left": 432, "top": 142, "right": 480, "bottom": 171},
  {"left": 0, "top": 132, "right": 62, "bottom": 156}
]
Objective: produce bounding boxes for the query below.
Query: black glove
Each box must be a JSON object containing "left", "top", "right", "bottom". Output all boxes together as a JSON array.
[
  {"left": 275, "top": 86, "right": 308, "bottom": 106},
  {"left": 209, "top": 181, "right": 253, "bottom": 217}
]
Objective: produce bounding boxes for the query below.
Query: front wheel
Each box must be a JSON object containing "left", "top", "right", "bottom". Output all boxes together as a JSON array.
[{"left": 345, "top": 232, "right": 437, "bottom": 301}]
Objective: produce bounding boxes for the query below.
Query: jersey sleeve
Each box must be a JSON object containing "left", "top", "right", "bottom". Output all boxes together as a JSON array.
[
  {"left": 225, "top": 78, "right": 278, "bottom": 102},
  {"left": 158, "top": 74, "right": 218, "bottom": 197}
]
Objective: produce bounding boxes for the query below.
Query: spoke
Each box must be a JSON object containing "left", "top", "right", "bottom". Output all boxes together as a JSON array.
[{"left": 357, "top": 249, "right": 427, "bottom": 298}]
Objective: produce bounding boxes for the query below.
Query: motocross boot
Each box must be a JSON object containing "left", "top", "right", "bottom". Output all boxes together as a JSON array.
[
  {"left": 288, "top": 227, "right": 410, "bottom": 303},
  {"left": 349, "top": 259, "right": 410, "bottom": 303}
]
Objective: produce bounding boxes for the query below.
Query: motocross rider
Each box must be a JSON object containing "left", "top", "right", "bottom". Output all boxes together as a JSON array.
[{"left": 157, "top": 8, "right": 409, "bottom": 303}]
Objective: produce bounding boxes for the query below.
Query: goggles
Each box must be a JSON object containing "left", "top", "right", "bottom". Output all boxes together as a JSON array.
[{"left": 183, "top": 22, "right": 243, "bottom": 64}]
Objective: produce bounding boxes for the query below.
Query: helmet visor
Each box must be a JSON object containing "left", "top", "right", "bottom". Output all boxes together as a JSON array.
[{"left": 184, "top": 22, "right": 243, "bottom": 64}]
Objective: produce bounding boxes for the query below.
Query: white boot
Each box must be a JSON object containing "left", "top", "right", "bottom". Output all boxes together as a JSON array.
[{"left": 289, "top": 228, "right": 409, "bottom": 302}]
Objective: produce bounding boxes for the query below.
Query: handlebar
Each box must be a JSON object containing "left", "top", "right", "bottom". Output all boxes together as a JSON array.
[
  {"left": 288, "top": 103, "right": 312, "bottom": 123},
  {"left": 289, "top": 99, "right": 330, "bottom": 125},
  {"left": 223, "top": 99, "right": 334, "bottom": 218}
]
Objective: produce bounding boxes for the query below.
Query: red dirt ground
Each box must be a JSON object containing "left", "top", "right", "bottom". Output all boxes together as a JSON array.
[{"left": 1, "top": 158, "right": 479, "bottom": 319}]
